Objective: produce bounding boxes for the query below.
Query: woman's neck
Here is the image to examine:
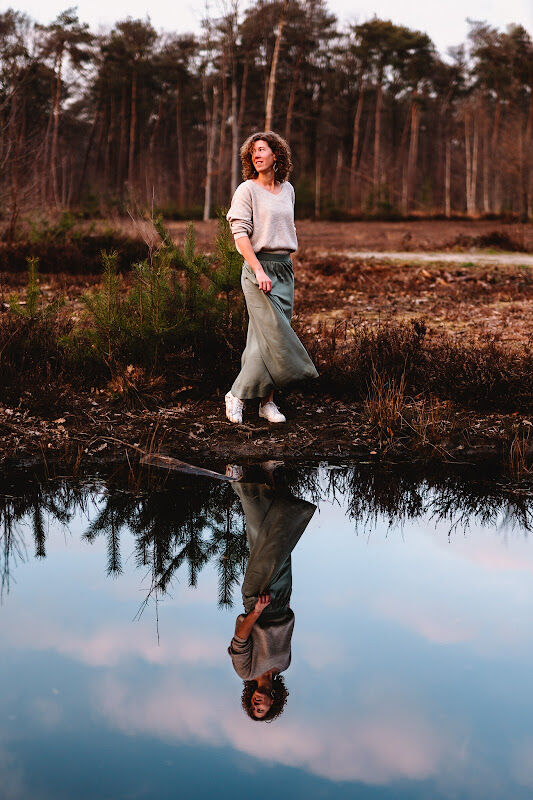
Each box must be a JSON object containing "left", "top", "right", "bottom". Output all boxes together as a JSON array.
[
  {"left": 256, "top": 670, "right": 275, "bottom": 690},
  {"left": 254, "top": 170, "right": 277, "bottom": 190}
]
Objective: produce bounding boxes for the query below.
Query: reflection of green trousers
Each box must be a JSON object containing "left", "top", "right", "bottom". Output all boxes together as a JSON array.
[
  {"left": 233, "top": 482, "right": 316, "bottom": 616},
  {"left": 230, "top": 251, "right": 319, "bottom": 401}
]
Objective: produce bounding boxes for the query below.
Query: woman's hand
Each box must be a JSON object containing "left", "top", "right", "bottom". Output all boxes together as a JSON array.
[
  {"left": 254, "top": 593, "right": 271, "bottom": 615},
  {"left": 254, "top": 268, "right": 272, "bottom": 294},
  {"left": 235, "top": 237, "right": 271, "bottom": 293},
  {"left": 235, "top": 594, "right": 271, "bottom": 640}
]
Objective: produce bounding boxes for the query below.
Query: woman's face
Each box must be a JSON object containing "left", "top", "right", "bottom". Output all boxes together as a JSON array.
[
  {"left": 251, "top": 689, "right": 273, "bottom": 718},
  {"left": 252, "top": 140, "right": 276, "bottom": 175}
]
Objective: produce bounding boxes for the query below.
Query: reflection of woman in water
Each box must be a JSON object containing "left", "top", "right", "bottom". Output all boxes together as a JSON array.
[{"left": 227, "top": 472, "right": 316, "bottom": 721}]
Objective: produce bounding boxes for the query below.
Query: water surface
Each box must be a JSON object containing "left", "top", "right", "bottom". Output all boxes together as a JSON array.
[{"left": 1, "top": 463, "right": 532, "bottom": 799}]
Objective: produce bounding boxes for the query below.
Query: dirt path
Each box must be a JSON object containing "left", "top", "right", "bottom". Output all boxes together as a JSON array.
[{"left": 321, "top": 250, "right": 533, "bottom": 266}]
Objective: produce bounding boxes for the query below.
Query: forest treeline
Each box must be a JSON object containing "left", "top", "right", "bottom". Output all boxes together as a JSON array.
[{"left": 0, "top": 1, "right": 531, "bottom": 235}]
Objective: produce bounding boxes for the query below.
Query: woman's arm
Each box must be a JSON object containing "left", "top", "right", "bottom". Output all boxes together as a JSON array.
[
  {"left": 236, "top": 237, "right": 272, "bottom": 294},
  {"left": 235, "top": 594, "right": 271, "bottom": 640}
]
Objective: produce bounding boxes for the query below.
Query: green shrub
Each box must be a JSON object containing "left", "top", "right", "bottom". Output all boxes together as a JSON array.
[
  {"left": 0, "top": 256, "right": 71, "bottom": 405},
  {"left": 70, "top": 214, "right": 245, "bottom": 382}
]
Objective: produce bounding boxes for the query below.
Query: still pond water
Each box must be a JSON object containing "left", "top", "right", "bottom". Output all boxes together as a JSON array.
[{"left": 1, "top": 461, "right": 532, "bottom": 800}]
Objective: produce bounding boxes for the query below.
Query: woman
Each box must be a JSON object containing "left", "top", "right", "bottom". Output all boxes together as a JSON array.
[
  {"left": 225, "top": 131, "right": 318, "bottom": 425},
  {"left": 227, "top": 473, "right": 316, "bottom": 721}
]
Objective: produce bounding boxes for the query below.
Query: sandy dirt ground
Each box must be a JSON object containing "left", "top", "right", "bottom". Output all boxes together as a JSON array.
[{"left": 291, "top": 252, "right": 533, "bottom": 351}]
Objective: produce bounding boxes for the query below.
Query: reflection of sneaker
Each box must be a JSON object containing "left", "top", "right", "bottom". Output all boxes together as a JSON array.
[
  {"left": 225, "top": 391, "right": 244, "bottom": 424},
  {"left": 259, "top": 401, "right": 286, "bottom": 423},
  {"left": 261, "top": 460, "right": 285, "bottom": 473},
  {"left": 225, "top": 464, "right": 243, "bottom": 481}
]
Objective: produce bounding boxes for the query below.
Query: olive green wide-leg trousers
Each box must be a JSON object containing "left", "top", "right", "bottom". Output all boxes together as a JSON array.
[
  {"left": 232, "top": 482, "right": 317, "bottom": 616},
  {"left": 230, "top": 251, "right": 319, "bottom": 401}
]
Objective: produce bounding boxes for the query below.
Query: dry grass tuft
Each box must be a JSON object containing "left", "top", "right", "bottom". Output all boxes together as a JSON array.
[
  {"left": 508, "top": 425, "right": 532, "bottom": 478},
  {"left": 364, "top": 371, "right": 406, "bottom": 445},
  {"left": 107, "top": 366, "right": 166, "bottom": 409}
]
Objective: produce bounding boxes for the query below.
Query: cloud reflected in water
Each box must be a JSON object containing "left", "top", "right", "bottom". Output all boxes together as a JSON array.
[{"left": 95, "top": 672, "right": 458, "bottom": 785}]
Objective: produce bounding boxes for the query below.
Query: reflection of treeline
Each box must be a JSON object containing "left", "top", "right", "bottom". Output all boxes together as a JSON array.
[
  {"left": 0, "top": 4, "right": 531, "bottom": 235},
  {"left": 0, "top": 463, "right": 531, "bottom": 603}
]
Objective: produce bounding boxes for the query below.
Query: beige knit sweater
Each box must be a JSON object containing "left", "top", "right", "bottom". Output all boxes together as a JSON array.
[
  {"left": 228, "top": 611, "right": 294, "bottom": 680},
  {"left": 226, "top": 179, "right": 298, "bottom": 253}
]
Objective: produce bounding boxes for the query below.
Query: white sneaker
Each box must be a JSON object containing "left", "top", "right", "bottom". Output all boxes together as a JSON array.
[
  {"left": 225, "top": 391, "right": 244, "bottom": 423},
  {"left": 259, "top": 401, "right": 286, "bottom": 423}
]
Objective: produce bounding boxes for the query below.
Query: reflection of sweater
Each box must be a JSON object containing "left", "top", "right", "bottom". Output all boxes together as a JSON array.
[
  {"left": 226, "top": 179, "right": 298, "bottom": 254},
  {"left": 228, "top": 610, "right": 294, "bottom": 680}
]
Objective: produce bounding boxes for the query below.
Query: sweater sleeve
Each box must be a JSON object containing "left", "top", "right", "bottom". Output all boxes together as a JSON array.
[
  {"left": 226, "top": 183, "right": 253, "bottom": 241},
  {"left": 288, "top": 182, "right": 295, "bottom": 206},
  {"left": 227, "top": 615, "right": 253, "bottom": 679}
]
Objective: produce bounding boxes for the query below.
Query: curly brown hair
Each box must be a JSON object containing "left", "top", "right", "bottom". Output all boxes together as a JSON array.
[
  {"left": 240, "top": 131, "right": 293, "bottom": 183},
  {"left": 241, "top": 675, "right": 289, "bottom": 722}
]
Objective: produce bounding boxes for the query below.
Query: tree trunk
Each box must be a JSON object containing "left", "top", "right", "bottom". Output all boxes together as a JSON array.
[
  {"left": 465, "top": 110, "right": 479, "bottom": 216},
  {"left": 149, "top": 93, "right": 164, "bottom": 156},
  {"left": 128, "top": 70, "right": 137, "bottom": 193},
  {"left": 237, "top": 54, "right": 249, "bottom": 131},
  {"left": 491, "top": 102, "right": 501, "bottom": 212},
  {"left": 349, "top": 77, "right": 364, "bottom": 208},
  {"left": 93, "top": 103, "right": 106, "bottom": 176},
  {"left": 104, "top": 99, "right": 114, "bottom": 190},
  {"left": 265, "top": 0, "right": 288, "bottom": 129},
  {"left": 284, "top": 50, "right": 302, "bottom": 141},
  {"left": 373, "top": 75, "right": 383, "bottom": 207},
  {"left": 444, "top": 138, "right": 451, "bottom": 218},
  {"left": 148, "top": 92, "right": 164, "bottom": 200},
  {"left": 471, "top": 115, "right": 478, "bottom": 215},
  {"left": 315, "top": 146, "right": 321, "bottom": 218},
  {"left": 403, "top": 97, "right": 420, "bottom": 213},
  {"left": 522, "top": 92, "right": 533, "bottom": 219},
  {"left": 216, "top": 49, "right": 229, "bottom": 203},
  {"left": 400, "top": 103, "right": 411, "bottom": 213},
  {"left": 50, "top": 50, "right": 63, "bottom": 207},
  {"left": 176, "top": 81, "right": 186, "bottom": 208},
  {"left": 61, "top": 154, "right": 68, "bottom": 205},
  {"left": 231, "top": 50, "right": 240, "bottom": 195},
  {"left": 482, "top": 111, "right": 490, "bottom": 213},
  {"left": 7, "top": 92, "right": 20, "bottom": 244},
  {"left": 40, "top": 118, "right": 52, "bottom": 204},
  {"left": 118, "top": 80, "right": 128, "bottom": 192},
  {"left": 203, "top": 83, "right": 219, "bottom": 221},
  {"left": 465, "top": 113, "right": 471, "bottom": 214},
  {"left": 78, "top": 101, "right": 102, "bottom": 202},
  {"left": 333, "top": 146, "right": 343, "bottom": 206}
]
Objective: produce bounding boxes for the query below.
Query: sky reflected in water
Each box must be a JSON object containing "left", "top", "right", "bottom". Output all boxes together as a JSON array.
[{"left": 0, "top": 463, "right": 532, "bottom": 799}]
